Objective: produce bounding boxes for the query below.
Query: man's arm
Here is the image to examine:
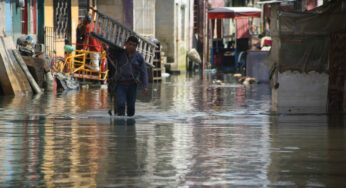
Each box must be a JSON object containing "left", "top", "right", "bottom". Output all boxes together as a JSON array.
[
  {"left": 139, "top": 54, "right": 148, "bottom": 91},
  {"left": 107, "top": 46, "right": 123, "bottom": 63}
]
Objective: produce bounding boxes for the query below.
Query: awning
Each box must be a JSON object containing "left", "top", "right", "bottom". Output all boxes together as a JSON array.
[
  {"left": 257, "top": 0, "right": 295, "bottom": 5},
  {"left": 208, "top": 7, "right": 261, "bottom": 19}
]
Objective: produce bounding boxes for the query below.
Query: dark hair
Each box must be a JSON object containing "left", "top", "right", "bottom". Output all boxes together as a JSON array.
[{"left": 126, "top": 36, "right": 139, "bottom": 44}]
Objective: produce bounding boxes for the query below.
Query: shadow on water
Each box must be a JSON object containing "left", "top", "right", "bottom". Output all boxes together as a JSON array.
[
  {"left": 268, "top": 114, "right": 346, "bottom": 187},
  {"left": 0, "top": 73, "right": 344, "bottom": 187}
]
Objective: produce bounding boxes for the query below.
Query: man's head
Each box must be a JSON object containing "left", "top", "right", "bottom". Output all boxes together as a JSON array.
[
  {"left": 83, "top": 14, "right": 92, "bottom": 24},
  {"left": 125, "top": 36, "right": 139, "bottom": 54}
]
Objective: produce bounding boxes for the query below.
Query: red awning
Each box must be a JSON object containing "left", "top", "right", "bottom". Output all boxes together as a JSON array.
[{"left": 208, "top": 7, "right": 261, "bottom": 19}]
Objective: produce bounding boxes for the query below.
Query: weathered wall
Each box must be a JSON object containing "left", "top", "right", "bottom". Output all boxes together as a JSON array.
[
  {"left": 209, "top": 0, "right": 225, "bottom": 8},
  {"left": 44, "top": 0, "right": 54, "bottom": 28},
  {"left": 0, "top": 1, "right": 8, "bottom": 36},
  {"left": 273, "top": 71, "right": 329, "bottom": 113},
  {"left": 156, "top": 0, "right": 190, "bottom": 71},
  {"left": 344, "top": 66, "right": 346, "bottom": 110},
  {"left": 156, "top": 1, "right": 174, "bottom": 63},
  {"left": 97, "top": 0, "right": 125, "bottom": 25},
  {"left": 269, "top": 2, "right": 346, "bottom": 113},
  {"left": 96, "top": 0, "right": 191, "bottom": 72},
  {"left": 176, "top": 0, "right": 190, "bottom": 71},
  {"left": 11, "top": 1, "right": 22, "bottom": 42},
  {"left": 133, "top": 0, "right": 155, "bottom": 38},
  {"left": 71, "top": 0, "right": 78, "bottom": 47}
]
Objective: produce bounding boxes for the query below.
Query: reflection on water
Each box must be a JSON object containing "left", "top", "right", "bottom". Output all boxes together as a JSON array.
[{"left": 0, "top": 73, "right": 344, "bottom": 187}]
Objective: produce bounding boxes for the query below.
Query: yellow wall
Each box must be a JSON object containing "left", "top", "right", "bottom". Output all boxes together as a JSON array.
[
  {"left": 44, "top": 0, "right": 54, "bottom": 27},
  {"left": 71, "top": 0, "right": 79, "bottom": 45}
]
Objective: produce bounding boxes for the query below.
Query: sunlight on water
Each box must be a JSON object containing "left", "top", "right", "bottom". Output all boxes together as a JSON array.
[{"left": 0, "top": 73, "right": 344, "bottom": 187}]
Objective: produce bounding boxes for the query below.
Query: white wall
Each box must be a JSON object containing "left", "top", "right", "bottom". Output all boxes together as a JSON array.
[
  {"left": 317, "top": 0, "right": 323, "bottom": 6},
  {"left": 133, "top": 0, "right": 155, "bottom": 38},
  {"left": 273, "top": 71, "right": 329, "bottom": 113},
  {"left": 176, "top": 0, "right": 190, "bottom": 71},
  {"left": 155, "top": 0, "right": 192, "bottom": 71},
  {"left": 156, "top": 0, "right": 174, "bottom": 63},
  {"left": 0, "top": 2, "right": 7, "bottom": 36}
]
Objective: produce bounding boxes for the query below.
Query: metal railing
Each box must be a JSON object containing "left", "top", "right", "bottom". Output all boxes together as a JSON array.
[{"left": 44, "top": 27, "right": 57, "bottom": 62}]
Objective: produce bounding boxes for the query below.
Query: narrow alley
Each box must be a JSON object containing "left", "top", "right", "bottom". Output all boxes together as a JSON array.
[{"left": 0, "top": 0, "right": 345, "bottom": 187}]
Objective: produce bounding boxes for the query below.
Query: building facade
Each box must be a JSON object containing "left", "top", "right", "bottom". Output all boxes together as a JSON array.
[
  {"left": 266, "top": 1, "right": 346, "bottom": 113},
  {"left": 97, "top": 0, "right": 192, "bottom": 72},
  {"left": 0, "top": 0, "right": 45, "bottom": 44},
  {"left": 156, "top": 0, "right": 192, "bottom": 72}
]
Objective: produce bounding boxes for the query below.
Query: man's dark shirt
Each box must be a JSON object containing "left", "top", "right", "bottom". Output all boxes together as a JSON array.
[{"left": 108, "top": 46, "right": 148, "bottom": 88}]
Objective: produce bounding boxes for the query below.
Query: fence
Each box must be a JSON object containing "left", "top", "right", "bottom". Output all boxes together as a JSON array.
[{"left": 44, "top": 27, "right": 57, "bottom": 64}]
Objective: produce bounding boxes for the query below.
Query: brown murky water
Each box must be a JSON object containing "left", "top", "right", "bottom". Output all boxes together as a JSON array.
[{"left": 0, "top": 73, "right": 345, "bottom": 187}]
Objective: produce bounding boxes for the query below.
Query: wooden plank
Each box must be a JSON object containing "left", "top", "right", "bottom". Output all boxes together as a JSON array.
[
  {"left": 4, "top": 37, "right": 32, "bottom": 95},
  {"left": 0, "top": 36, "right": 32, "bottom": 95},
  {"left": 0, "top": 45, "right": 14, "bottom": 95},
  {"left": 12, "top": 50, "right": 42, "bottom": 94}
]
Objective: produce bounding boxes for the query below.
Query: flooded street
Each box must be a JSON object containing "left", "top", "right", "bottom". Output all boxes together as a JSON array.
[{"left": 0, "top": 73, "right": 345, "bottom": 187}]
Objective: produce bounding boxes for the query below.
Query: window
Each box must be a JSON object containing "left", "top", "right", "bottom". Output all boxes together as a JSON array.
[
  {"left": 54, "top": 0, "right": 71, "bottom": 40},
  {"left": 79, "top": 0, "right": 89, "bottom": 20}
]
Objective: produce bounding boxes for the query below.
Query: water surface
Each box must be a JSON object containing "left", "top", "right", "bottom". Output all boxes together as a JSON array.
[{"left": 0, "top": 73, "right": 345, "bottom": 187}]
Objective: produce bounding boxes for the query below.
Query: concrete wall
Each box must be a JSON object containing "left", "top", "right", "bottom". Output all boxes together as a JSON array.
[
  {"left": 268, "top": 3, "right": 331, "bottom": 114},
  {"left": 97, "top": 0, "right": 125, "bottom": 25},
  {"left": 3, "top": 1, "right": 10, "bottom": 36},
  {"left": 176, "top": 0, "right": 190, "bottom": 71},
  {"left": 209, "top": 0, "right": 225, "bottom": 8},
  {"left": 71, "top": 0, "right": 79, "bottom": 46},
  {"left": 246, "top": 51, "right": 270, "bottom": 83},
  {"left": 156, "top": 0, "right": 190, "bottom": 72},
  {"left": 344, "top": 68, "right": 346, "bottom": 110},
  {"left": 44, "top": 0, "right": 54, "bottom": 28},
  {"left": 133, "top": 0, "right": 155, "bottom": 38},
  {"left": 0, "top": 2, "right": 6, "bottom": 36},
  {"left": 273, "top": 71, "right": 329, "bottom": 113},
  {"left": 156, "top": 1, "right": 174, "bottom": 63}
]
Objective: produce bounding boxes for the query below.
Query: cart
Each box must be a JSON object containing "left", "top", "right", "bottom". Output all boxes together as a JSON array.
[
  {"left": 51, "top": 44, "right": 108, "bottom": 81},
  {"left": 208, "top": 7, "right": 261, "bottom": 73}
]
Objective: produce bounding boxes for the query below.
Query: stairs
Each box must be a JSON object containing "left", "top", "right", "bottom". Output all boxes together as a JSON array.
[
  {"left": 152, "top": 42, "right": 162, "bottom": 82},
  {"left": 89, "top": 7, "right": 157, "bottom": 67}
]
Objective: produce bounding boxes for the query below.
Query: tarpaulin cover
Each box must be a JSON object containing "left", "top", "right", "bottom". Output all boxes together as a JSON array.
[
  {"left": 265, "top": 0, "right": 346, "bottom": 73},
  {"left": 237, "top": 18, "right": 250, "bottom": 39},
  {"left": 279, "top": 35, "right": 329, "bottom": 72},
  {"left": 208, "top": 7, "right": 261, "bottom": 19}
]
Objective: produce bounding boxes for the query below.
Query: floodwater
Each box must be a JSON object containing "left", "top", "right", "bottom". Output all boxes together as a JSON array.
[{"left": 0, "top": 73, "right": 345, "bottom": 187}]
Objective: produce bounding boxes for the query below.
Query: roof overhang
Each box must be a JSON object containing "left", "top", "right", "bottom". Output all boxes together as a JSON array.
[
  {"left": 257, "top": 0, "right": 295, "bottom": 5},
  {"left": 208, "top": 7, "right": 262, "bottom": 19}
]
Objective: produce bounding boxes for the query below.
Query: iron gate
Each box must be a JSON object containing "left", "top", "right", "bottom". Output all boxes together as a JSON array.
[{"left": 54, "top": 0, "right": 71, "bottom": 42}]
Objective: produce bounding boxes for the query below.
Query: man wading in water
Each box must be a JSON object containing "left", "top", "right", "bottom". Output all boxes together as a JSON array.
[{"left": 107, "top": 36, "right": 148, "bottom": 116}]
